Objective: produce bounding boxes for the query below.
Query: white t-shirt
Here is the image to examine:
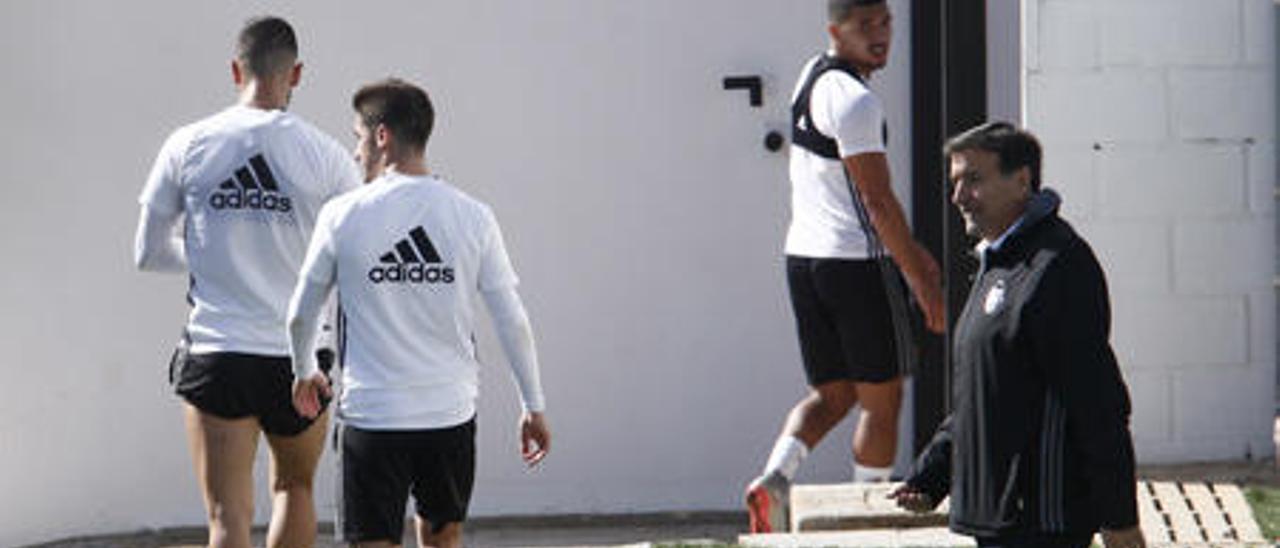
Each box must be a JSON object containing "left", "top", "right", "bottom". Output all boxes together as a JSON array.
[
  {"left": 139, "top": 105, "right": 361, "bottom": 355},
  {"left": 299, "top": 172, "right": 519, "bottom": 429},
  {"left": 785, "top": 54, "right": 888, "bottom": 260}
]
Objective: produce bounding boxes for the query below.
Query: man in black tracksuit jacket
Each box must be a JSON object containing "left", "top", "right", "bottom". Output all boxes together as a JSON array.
[{"left": 892, "top": 122, "right": 1144, "bottom": 548}]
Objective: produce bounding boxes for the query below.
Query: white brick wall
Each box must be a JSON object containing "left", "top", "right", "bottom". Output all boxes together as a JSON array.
[
  {"left": 1249, "top": 142, "right": 1276, "bottom": 213},
  {"left": 1252, "top": 290, "right": 1278, "bottom": 364},
  {"left": 1026, "top": 70, "right": 1170, "bottom": 142},
  {"left": 1026, "top": 0, "right": 1276, "bottom": 463},
  {"left": 1076, "top": 220, "right": 1172, "bottom": 294},
  {"left": 1173, "top": 364, "right": 1273, "bottom": 452},
  {"left": 1098, "top": 142, "right": 1247, "bottom": 219},
  {"left": 1174, "top": 220, "right": 1274, "bottom": 294},
  {"left": 1041, "top": 140, "right": 1099, "bottom": 220},
  {"left": 1111, "top": 295, "right": 1249, "bottom": 368},
  {"left": 1125, "top": 369, "right": 1173, "bottom": 445},
  {"left": 1245, "top": 0, "right": 1278, "bottom": 66},
  {"left": 1099, "top": 0, "right": 1241, "bottom": 67},
  {"left": 1039, "top": 1, "right": 1100, "bottom": 69},
  {"left": 1171, "top": 69, "right": 1275, "bottom": 140}
]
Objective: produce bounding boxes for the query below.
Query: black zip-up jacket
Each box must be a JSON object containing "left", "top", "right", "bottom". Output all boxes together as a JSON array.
[{"left": 905, "top": 189, "right": 1138, "bottom": 537}]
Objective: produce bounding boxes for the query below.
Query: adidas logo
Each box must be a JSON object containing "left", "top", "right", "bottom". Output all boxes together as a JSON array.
[
  {"left": 208, "top": 154, "right": 293, "bottom": 213},
  {"left": 368, "top": 226, "right": 455, "bottom": 284}
]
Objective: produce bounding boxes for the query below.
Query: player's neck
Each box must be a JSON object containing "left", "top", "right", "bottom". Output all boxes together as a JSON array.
[
  {"left": 237, "top": 81, "right": 290, "bottom": 111},
  {"left": 384, "top": 155, "right": 429, "bottom": 177},
  {"left": 827, "top": 48, "right": 877, "bottom": 80}
]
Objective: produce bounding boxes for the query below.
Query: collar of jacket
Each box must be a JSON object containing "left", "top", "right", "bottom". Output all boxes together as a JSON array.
[{"left": 976, "top": 187, "right": 1062, "bottom": 265}]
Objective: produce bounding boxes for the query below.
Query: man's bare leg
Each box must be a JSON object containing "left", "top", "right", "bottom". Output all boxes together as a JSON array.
[
  {"left": 415, "top": 516, "right": 463, "bottom": 548},
  {"left": 783, "top": 380, "right": 859, "bottom": 447},
  {"left": 852, "top": 377, "right": 903, "bottom": 479},
  {"left": 264, "top": 408, "right": 329, "bottom": 548},
  {"left": 183, "top": 403, "right": 260, "bottom": 548},
  {"left": 746, "top": 379, "right": 859, "bottom": 533}
]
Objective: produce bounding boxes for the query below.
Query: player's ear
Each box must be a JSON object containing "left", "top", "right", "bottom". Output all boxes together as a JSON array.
[
  {"left": 231, "top": 59, "right": 244, "bottom": 87},
  {"left": 374, "top": 124, "right": 392, "bottom": 149},
  {"left": 289, "top": 61, "right": 302, "bottom": 87}
]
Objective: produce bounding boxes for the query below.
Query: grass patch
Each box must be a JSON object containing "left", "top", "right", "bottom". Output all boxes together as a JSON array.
[{"left": 1246, "top": 486, "right": 1280, "bottom": 542}]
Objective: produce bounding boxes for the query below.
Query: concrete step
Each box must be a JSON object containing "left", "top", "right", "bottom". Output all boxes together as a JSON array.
[{"left": 789, "top": 482, "right": 948, "bottom": 532}]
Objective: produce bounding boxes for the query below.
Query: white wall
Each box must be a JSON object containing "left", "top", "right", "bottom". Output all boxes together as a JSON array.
[
  {"left": 0, "top": 1, "right": 916, "bottom": 545},
  {"left": 1023, "top": 0, "right": 1277, "bottom": 463},
  {"left": 988, "top": 1, "right": 1022, "bottom": 123}
]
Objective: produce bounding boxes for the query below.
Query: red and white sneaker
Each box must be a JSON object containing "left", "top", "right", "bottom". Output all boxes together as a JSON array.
[{"left": 745, "top": 470, "right": 790, "bottom": 533}]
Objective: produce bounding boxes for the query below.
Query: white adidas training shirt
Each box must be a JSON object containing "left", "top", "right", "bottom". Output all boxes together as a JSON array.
[
  {"left": 291, "top": 172, "right": 545, "bottom": 430},
  {"left": 785, "top": 54, "right": 888, "bottom": 260},
  {"left": 137, "top": 105, "right": 361, "bottom": 355}
]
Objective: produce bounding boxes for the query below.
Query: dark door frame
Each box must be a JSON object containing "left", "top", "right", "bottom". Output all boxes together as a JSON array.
[{"left": 910, "top": 0, "right": 988, "bottom": 452}]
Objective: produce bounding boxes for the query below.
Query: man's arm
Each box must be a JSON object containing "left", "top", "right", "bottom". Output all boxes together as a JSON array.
[
  {"left": 477, "top": 209, "right": 550, "bottom": 466},
  {"left": 287, "top": 205, "right": 340, "bottom": 418},
  {"left": 135, "top": 129, "right": 190, "bottom": 273},
  {"left": 1029, "top": 243, "right": 1139, "bottom": 533},
  {"left": 842, "top": 153, "right": 944, "bottom": 333},
  {"left": 481, "top": 285, "right": 550, "bottom": 466},
  {"left": 133, "top": 205, "right": 186, "bottom": 272},
  {"left": 892, "top": 413, "right": 953, "bottom": 512},
  {"left": 287, "top": 271, "right": 335, "bottom": 418},
  {"left": 480, "top": 286, "right": 546, "bottom": 413}
]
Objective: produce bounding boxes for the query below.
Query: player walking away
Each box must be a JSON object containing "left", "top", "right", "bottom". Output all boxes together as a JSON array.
[
  {"left": 745, "top": 0, "right": 945, "bottom": 534},
  {"left": 134, "top": 16, "right": 361, "bottom": 548},
  {"left": 287, "top": 78, "right": 551, "bottom": 548}
]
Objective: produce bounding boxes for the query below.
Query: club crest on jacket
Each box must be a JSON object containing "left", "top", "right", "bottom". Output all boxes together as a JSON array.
[{"left": 984, "top": 279, "right": 1006, "bottom": 315}]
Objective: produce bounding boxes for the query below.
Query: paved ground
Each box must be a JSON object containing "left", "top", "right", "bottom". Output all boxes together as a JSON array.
[
  {"left": 28, "top": 460, "right": 1280, "bottom": 548},
  {"left": 29, "top": 513, "right": 744, "bottom": 548}
]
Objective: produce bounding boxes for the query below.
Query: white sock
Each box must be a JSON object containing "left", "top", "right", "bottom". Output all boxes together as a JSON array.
[
  {"left": 763, "top": 435, "right": 809, "bottom": 481},
  {"left": 853, "top": 463, "right": 893, "bottom": 483}
]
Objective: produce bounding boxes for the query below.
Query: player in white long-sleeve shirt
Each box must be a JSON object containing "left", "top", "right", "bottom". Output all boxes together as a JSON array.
[
  {"left": 133, "top": 16, "right": 360, "bottom": 548},
  {"left": 288, "top": 78, "right": 550, "bottom": 548}
]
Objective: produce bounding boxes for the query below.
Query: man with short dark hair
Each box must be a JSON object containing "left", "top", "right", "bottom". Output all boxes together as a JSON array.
[
  {"left": 288, "top": 78, "right": 550, "bottom": 548},
  {"left": 890, "top": 122, "right": 1144, "bottom": 548},
  {"left": 134, "top": 16, "right": 361, "bottom": 548},
  {"left": 745, "top": 0, "right": 945, "bottom": 533}
]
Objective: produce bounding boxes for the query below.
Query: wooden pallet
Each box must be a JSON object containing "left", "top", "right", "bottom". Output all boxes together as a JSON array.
[{"left": 1140, "top": 481, "right": 1266, "bottom": 546}]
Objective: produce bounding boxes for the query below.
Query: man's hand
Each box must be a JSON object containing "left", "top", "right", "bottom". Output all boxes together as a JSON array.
[
  {"left": 905, "top": 244, "right": 945, "bottom": 334},
  {"left": 520, "top": 411, "right": 551, "bottom": 467},
  {"left": 887, "top": 483, "right": 940, "bottom": 513},
  {"left": 291, "top": 371, "right": 332, "bottom": 419},
  {"left": 1100, "top": 526, "right": 1146, "bottom": 548}
]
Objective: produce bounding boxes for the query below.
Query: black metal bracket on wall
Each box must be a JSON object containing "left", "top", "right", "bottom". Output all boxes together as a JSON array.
[
  {"left": 723, "top": 75, "right": 764, "bottom": 107},
  {"left": 722, "top": 74, "right": 786, "bottom": 152}
]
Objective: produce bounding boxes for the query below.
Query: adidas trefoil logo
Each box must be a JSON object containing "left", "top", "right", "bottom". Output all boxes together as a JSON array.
[
  {"left": 368, "top": 226, "right": 455, "bottom": 284},
  {"left": 208, "top": 154, "right": 293, "bottom": 213}
]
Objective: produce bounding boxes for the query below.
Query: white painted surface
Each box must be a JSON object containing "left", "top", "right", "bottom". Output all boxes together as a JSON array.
[
  {"left": 1025, "top": 0, "right": 1276, "bottom": 464},
  {"left": 987, "top": 1, "right": 1022, "bottom": 123},
  {"left": 0, "top": 1, "right": 918, "bottom": 545}
]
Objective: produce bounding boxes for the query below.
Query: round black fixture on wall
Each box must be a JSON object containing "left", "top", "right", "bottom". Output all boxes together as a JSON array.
[{"left": 764, "top": 131, "right": 785, "bottom": 152}]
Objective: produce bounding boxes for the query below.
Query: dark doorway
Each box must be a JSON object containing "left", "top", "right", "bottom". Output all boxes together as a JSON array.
[{"left": 910, "top": 0, "right": 988, "bottom": 452}]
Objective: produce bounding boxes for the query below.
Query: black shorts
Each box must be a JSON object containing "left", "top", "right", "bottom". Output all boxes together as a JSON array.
[
  {"left": 336, "top": 419, "right": 477, "bottom": 543},
  {"left": 786, "top": 255, "right": 916, "bottom": 385},
  {"left": 172, "top": 350, "right": 326, "bottom": 437}
]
